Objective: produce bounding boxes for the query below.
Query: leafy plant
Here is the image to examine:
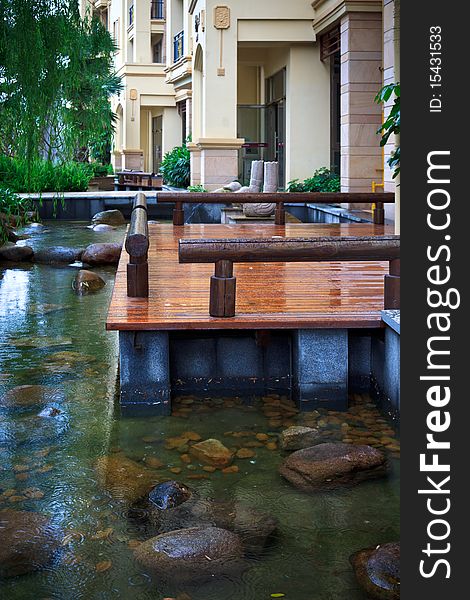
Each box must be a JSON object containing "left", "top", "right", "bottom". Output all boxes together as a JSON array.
[
  {"left": 375, "top": 83, "right": 400, "bottom": 178},
  {"left": 89, "top": 162, "right": 113, "bottom": 178},
  {"left": 0, "top": 155, "right": 94, "bottom": 193},
  {"left": 287, "top": 168, "right": 340, "bottom": 193},
  {"left": 160, "top": 144, "right": 191, "bottom": 188},
  {"left": 0, "top": 186, "right": 33, "bottom": 244},
  {"left": 187, "top": 184, "right": 208, "bottom": 193}
]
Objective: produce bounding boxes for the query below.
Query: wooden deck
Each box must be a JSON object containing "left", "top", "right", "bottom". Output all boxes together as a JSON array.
[{"left": 106, "top": 223, "right": 394, "bottom": 331}]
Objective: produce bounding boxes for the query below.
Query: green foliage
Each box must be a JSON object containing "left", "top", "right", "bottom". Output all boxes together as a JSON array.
[
  {"left": 160, "top": 145, "right": 191, "bottom": 188},
  {"left": 0, "top": 155, "right": 93, "bottom": 193},
  {"left": 0, "top": 0, "right": 122, "bottom": 187},
  {"left": 0, "top": 186, "right": 33, "bottom": 243},
  {"left": 375, "top": 83, "right": 400, "bottom": 178},
  {"left": 287, "top": 168, "right": 340, "bottom": 193},
  {"left": 89, "top": 162, "right": 114, "bottom": 178},
  {"left": 187, "top": 184, "right": 208, "bottom": 193}
]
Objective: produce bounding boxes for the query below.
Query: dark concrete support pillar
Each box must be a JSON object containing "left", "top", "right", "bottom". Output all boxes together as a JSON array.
[
  {"left": 293, "top": 329, "right": 348, "bottom": 410},
  {"left": 119, "top": 331, "right": 170, "bottom": 414}
]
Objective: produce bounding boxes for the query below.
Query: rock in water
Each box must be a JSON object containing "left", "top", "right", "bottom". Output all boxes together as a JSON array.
[
  {"left": 72, "top": 270, "right": 106, "bottom": 295},
  {"left": 0, "top": 243, "right": 34, "bottom": 262},
  {"left": 82, "top": 243, "right": 122, "bottom": 265},
  {"left": 134, "top": 527, "right": 244, "bottom": 582},
  {"left": 279, "top": 442, "right": 387, "bottom": 491},
  {"left": 189, "top": 439, "right": 234, "bottom": 468},
  {"left": 91, "top": 209, "right": 125, "bottom": 226},
  {"left": 279, "top": 426, "right": 321, "bottom": 451},
  {"left": 149, "top": 481, "right": 192, "bottom": 510},
  {"left": 0, "top": 509, "right": 61, "bottom": 578},
  {"left": 33, "top": 246, "right": 84, "bottom": 264},
  {"left": 95, "top": 454, "right": 157, "bottom": 503},
  {"left": 146, "top": 482, "right": 277, "bottom": 552},
  {"left": 92, "top": 224, "right": 115, "bottom": 232},
  {"left": 0, "top": 385, "right": 60, "bottom": 408},
  {"left": 350, "top": 542, "right": 400, "bottom": 600}
]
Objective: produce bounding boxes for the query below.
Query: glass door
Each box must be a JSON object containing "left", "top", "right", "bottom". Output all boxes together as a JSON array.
[{"left": 152, "top": 116, "right": 163, "bottom": 174}]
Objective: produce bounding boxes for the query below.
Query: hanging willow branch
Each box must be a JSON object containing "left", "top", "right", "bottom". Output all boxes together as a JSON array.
[{"left": 0, "top": 0, "right": 122, "bottom": 188}]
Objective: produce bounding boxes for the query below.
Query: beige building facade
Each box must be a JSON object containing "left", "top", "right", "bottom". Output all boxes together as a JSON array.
[{"left": 82, "top": 0, "right": 400, "bottom": 223}]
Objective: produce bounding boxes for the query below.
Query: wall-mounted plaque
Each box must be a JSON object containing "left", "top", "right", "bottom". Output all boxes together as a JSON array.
[{"left": 214, "top": 5, "right": 230, "bottom": 30}]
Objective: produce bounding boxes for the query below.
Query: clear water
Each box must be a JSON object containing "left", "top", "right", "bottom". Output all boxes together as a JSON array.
[{"left": 0, "top": 223, "right": 399, "bottom": 600}]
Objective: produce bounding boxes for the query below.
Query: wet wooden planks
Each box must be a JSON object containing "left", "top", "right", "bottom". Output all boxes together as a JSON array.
[{"left": 106, "top": 223, "right": 394, "bottom": 331}]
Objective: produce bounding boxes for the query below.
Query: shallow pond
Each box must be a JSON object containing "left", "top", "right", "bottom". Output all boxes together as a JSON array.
[{"left": 0, "top": 222, "right": 399, "bottom": 600}]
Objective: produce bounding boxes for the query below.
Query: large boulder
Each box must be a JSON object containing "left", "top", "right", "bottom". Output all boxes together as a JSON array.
[
  {"left": 95, "top": 454, "right": 158, "bottom": 503},
  {"left": 0, "top": 385, "right": 61, "bottom": 409},
  {"left": 279, "top": 443, "right": 387, "bottom": 492},
  {"left": 134, "top": 527, "right": 244, "bottom": 582},
  {"left": 189, "top": 439, "right": 234, "bottom": 468},
  {"left": 82, "top": 243, "right": 122, "bottom": 266},
  {"left": 33, "top": 246, "right": 83, "bottom": 264},
  {"left": 72, "top": 270, "right": 106, "bottom": 295},
  {"left": 91, "top": 209, "right": 126, "bottom": 226},
  {"left": 0, "top": 243, "right": 34, "bottom": 262},
  {"left": 279, "top": 426, "right": 321, "bottom": 451},
  {"left": 350, "top": 542, "right": 400, "bottom": 600},
  {"left": 0, "top": 509, "right": 61, "bottom": 578}
]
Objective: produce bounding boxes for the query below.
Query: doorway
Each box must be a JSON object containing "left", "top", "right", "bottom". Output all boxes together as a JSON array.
[
  {"left": 265, "top": 69, "right": 286, "bottom": 188},
  {"left": 152, "top": 116, "right": 163, "bottom": 174}
]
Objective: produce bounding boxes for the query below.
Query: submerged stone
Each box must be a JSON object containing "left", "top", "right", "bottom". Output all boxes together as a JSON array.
[
  {"left": 0, "top": 509, "right": 61, "bottom": 578},
  {"left": 279, "top": 426, "right": 321, "bottom": 451},
  {"left": 95, "top": 454, "right": 157, "bottom": 503},
  {"left": 279, "top": 442, "right": 387, "bottom": 492},
  {"left": 350, "top": 542, "right": 400, "bottom": 599},
  {"left": 149, "top": 481, "right": 192, "bottom": 510},
  {"left": 189, "top": 439, "right": 234, "bottom": 468},
  {"left": 72, "top": 269, "right": 106, "bottom": 295},
  {"left": 0, "top": 385, "right": 59, "bottom": 408},
  {"left": 134, "top": 527, "right": 244, "bottom": 582},
  {"left": 92, "top": 224, "right": 115, "bottom": 232}
]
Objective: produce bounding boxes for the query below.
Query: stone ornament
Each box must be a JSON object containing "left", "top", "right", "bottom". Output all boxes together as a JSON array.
[
  {"left": 243, "top": 161, "right": 278, "bottom": 217},
  {"left": 214, "top": 5, "right": 230, "bottom": 29}
]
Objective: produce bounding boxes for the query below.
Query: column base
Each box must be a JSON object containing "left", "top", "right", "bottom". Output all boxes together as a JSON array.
[
  {"left": 293, "top": 329, "right": 349, "bottom": 411},
  {"left": 119, "top": 331, "right": 170, "bottom": 415},
  {"left": 122, "top": 149, "right": 144, "bottom": 171}
]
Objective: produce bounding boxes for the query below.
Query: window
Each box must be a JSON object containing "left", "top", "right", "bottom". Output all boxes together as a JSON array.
[
  {"left": 113, "top": 19, "right": 120, "bottom": 47},
  {"left": 153, "top": 40, "right": 163, "bottom": 63}
]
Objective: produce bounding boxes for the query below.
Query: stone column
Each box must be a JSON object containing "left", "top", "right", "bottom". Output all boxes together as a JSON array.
[
  {"left": 119, "top": 331, "right": 170, "bottom": 415},
  {"left": 188, "top": 143, "right": 202, "bottom": 185},
  {"left": 293, "top": 329, "right": 349, "bottom": 410},
  {"left": 340, "top": 12, "right": 383, "bottom": 193}
]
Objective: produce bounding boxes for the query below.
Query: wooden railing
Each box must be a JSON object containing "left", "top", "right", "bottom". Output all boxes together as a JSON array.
[
  {"left": 115, "top": 171, "right": 163, "bottom": 191},
  {"left": 179, "top": 235, "right": 400, "bottom": 317},
  {"left": 125, "top": 193, "right": 149, "bottom": 297},
  {"left": 155, "top": 192, "right": 395, "bottom": 226}
]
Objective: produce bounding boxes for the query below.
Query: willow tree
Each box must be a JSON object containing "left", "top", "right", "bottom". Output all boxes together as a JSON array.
[{"left": 0, "top": 0, "right": 121, "bottom": 167}]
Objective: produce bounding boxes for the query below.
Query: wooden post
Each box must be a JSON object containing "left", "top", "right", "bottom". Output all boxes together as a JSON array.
[
  {"left": 209, "top": 260, "right": 236, "bottom": 317},
  {"left": 384, "top": 258, "right": 400, "bottom": 309},
  {"left": 373, "top": 201, "right": 385, "bottom": 225},
  {"left": 173, "top": 201, "right": 185, "bottom": 226},
  {"left": 127, "top": 259, "right": 149, "bottom": 297},
  {"left": 275, "top": 202, "right": 286, "bottom": 225}
]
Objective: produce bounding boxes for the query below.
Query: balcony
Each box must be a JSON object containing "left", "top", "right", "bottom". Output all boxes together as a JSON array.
[
  {"left": 173, "top": 30, "right": 184, "bottom": 63},
  {"left": 128, "top": 4, "right": 134, "bottom": 27},
  {"left": 151, "top": 1, "right": 165, "bottom": 20}
]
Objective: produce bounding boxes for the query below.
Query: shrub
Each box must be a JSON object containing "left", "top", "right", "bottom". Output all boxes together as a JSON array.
[
  {"left": 0, "top": 155, "right": 94, "bottom": 193},
  {"left": 160, "top": 145, "right": 190, "bottom": 188},
  {"left": 187, "top": 184, "right": 208, "bottom": 193},
  {"left": 0, "top": 186, "right": 33, "bottom": 244},
  {"left": 287, "top": 167, "right": 340, "bottom": 193},
  {"left": 89, "top": 162, "right": 113, "bottom": 178}
]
